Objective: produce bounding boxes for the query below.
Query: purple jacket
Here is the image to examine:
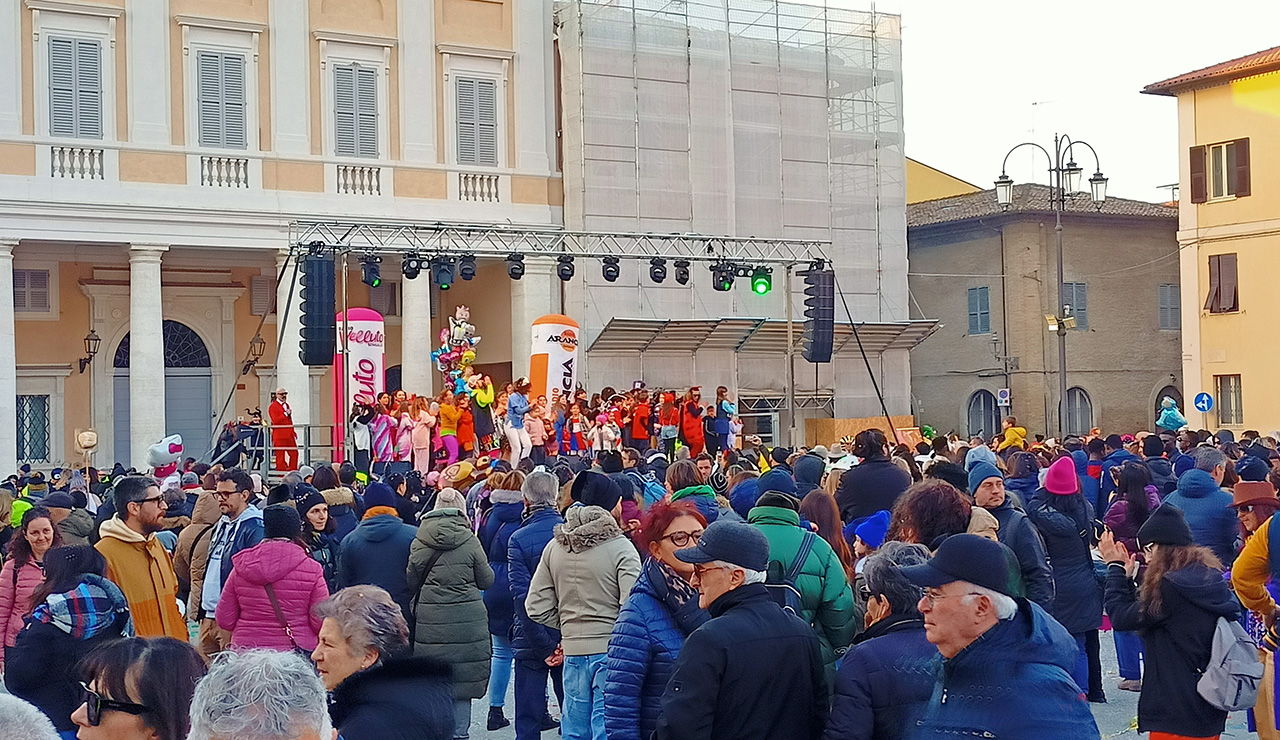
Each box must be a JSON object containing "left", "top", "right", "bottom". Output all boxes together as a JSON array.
[
  {"left": 1103, "top": 486, "right": 1164, "bottom": 555},
  {"left": 216, "top": 539, "right": 328, "bottom": 651}
]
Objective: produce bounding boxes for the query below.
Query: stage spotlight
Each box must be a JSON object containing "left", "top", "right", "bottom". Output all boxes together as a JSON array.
[
  {"left": 506, "top": 254, "right": 525, "bottom": 280},
  {"left": 649, "top": 258, "right": 667, "bottom": 284},
  {"left": 557, "top": 255, "right": 575, "bottom": 281},
  {"left": 601, "top": 256, "right": 620, "bottom": 283},
  {"left": 401, "top": 253, "right": 423, "bottom": 280},
  {"left": 674, "top": 260, "right": 690, "bottom": 286},
  {"left": 750, "top": 266, "right": 772, "bottom": 295},
  {"left": 431, "top": 257, "right": 455, "bottom": 290},
  {"left": 360, "top": 255, "right": 382, "bottom": 288},
  {"left": 710, "top": 261, "right": 734, "bottom": 292},
  {"left": 458, "top": 255, "right": 477, "bottom": 281}
]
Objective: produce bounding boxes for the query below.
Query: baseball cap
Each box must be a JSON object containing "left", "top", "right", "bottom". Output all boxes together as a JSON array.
[
  {"left": 900, "top": 534, "right": 1022, "bottom": 598},
  {"left": 675, "top": 519, "right": 770, "bottom": 572}
]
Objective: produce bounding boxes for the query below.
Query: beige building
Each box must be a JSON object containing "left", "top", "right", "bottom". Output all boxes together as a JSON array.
[{"left": 908, "top": 185, "right": 1181, "bottom": 438}]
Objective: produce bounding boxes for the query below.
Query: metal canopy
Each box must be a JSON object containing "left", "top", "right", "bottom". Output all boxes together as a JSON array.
[
  {"left": 290, "top": 220, "right": 830, "bottom": 266},
  {"left": 587, "top": 317, "right": 940, "bottom": 355}
]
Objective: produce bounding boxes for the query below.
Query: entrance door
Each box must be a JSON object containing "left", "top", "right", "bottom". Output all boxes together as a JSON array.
[{"left": 113, "top": 321, "right": 215, "bottom": 465}]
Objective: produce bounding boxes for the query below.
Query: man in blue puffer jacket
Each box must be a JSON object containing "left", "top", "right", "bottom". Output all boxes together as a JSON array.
[
  {"left": 507, "top": 471, "right": 565, "bottom": 740},
  {"left": 1162, "top": 448, "right": 1237, "bottom": 567}
]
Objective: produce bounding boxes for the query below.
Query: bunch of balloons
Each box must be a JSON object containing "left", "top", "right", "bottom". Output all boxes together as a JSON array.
[{"left": 432, "top": 305, "right": 481, "bottom": 394}]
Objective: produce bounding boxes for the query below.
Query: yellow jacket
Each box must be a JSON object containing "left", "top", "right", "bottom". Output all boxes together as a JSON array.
[
  {"left": 95, "top": 517, "right": 187, "bottom": 640},
  {"left": 997, "top": 425, "right": 1027, "bottom": 452},
  {"left": 1232, "top": 515, "right": 1275, "bottom": 615}
]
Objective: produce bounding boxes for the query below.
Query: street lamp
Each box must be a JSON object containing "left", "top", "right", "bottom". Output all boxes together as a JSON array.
[
  {"left": 994, "top": 134, "right": 1107, "bottom": 436},
  {"left": 243, "top": 333, "right": 267, "bottom": 376},
  {"left": 78, "top": 330, "right": 100, "bottom": 373}
]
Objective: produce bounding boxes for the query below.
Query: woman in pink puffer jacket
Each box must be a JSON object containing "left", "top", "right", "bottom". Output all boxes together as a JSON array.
[
  {"left": 0, "top": 507, "right": 62, "bottom": 668},
  {"left": 215, "top": 505, "right": 327, "bottom": 652}
]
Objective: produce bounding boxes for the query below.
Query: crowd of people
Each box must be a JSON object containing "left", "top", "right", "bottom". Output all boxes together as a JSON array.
[{"left": 3, "top": 406, "right": 1280, "bottom": 740}]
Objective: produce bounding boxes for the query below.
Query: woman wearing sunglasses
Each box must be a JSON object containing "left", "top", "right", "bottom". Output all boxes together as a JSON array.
[
  {"left": 71, "top": 637, "right": 206, "bottom": 740},
  {"left": 604, "top": 500, "right": 709, "bottom": 740}
]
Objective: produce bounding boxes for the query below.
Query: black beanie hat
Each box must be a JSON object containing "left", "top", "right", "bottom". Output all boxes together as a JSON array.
[
  {"left": 571, "top": 471, "right": 622, "bottom": 512},
  {"left": 263, "top": 504, "right": 302, "bottom": 541},
  {"left": 599, "top": 451, "right": 624, "bottom": 475},
  {"left": 299, "top": 489, "right": 327, "bottom": 518},
  {"left": 1137, "top": 504, "right": 1194, "bottom": 548}
]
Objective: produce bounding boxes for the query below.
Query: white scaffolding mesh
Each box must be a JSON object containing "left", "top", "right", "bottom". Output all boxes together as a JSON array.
[{"left": 557, "top": 0, "right": 910, "bottom": 417}]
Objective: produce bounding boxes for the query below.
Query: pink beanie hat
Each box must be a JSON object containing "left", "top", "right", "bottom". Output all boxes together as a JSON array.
[{"left": 1044, "top": 457, "right": 1079, "bottom": 496}]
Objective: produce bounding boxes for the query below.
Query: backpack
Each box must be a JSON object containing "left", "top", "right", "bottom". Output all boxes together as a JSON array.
[
  {"left": 1196, "top": 616, "right": 1263, "bottom": 712},
  {"left": 764, "top": 531, "right": 816, "bottom": 619},
  {"left": 626, "top": 471, "right": 666, "bottom": 508}
]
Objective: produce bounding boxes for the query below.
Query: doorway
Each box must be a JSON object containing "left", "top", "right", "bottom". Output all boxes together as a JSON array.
[{"left": 112, "top": 321, "right": 214, "bottom": 465}]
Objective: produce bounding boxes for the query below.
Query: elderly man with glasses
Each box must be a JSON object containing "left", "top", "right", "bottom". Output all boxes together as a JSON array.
[
  {"left": 654, "top": 518, "right": 827, "bottom": 740},
  {"left": 899, "top": 534, "right": 1100, "bottom": 740}
]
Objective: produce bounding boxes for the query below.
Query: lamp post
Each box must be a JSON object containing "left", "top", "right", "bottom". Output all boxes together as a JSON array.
[
  {"left": 243, "top": 333, "right": 267, "bottom": 376},
  {"left": 78, "top": 330, "right": 100, "bottom": 373},
  {"left": 995, "top": 134, "right": 1107, "bottom": 437}
]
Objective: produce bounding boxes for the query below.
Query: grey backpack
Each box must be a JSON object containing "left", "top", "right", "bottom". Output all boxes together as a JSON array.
[{"left": 1197, "top": 616, "right": 1263, "bottom": 712}]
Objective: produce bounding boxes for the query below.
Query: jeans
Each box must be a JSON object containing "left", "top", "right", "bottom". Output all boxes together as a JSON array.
[
  {"left": 489, "top": 633, "right": 514, "bottom": 707},
  {"left": 1114, "top": 630, "right": 1143, "bottom": 680},
  {"left": 453, "top": 698, "right": 472, "bottom": 740},
  {"left": 562, "top": 654, "right": 607, "bottom": 740},
  {"left": 1072, "top": 630, "right": 1104, "bottom": 697},
  {"left": 1072, "top": 632, "right": 1089, "bottom": 693},
  {"left": 514, "top": 658, "right": 564, "bottom": 740}
]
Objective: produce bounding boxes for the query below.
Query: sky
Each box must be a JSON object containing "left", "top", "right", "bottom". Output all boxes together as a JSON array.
[{"left": 881, "top": 0, "right": 1280, "bottom": 202}]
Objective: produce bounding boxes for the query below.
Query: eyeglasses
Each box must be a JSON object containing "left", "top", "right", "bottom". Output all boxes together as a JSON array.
[
  {"left": 136, "top": 495, "right": 165, "bottom": 506},
  {"left": 80, "top": 682, "right": 151, "bottom": 726},
  {"left": 212, "top": 490, "right": 244, "bottom": 500},
  {"left": 661, "top": 530, "right": 704, "bottom": 547},
  {"left": 691, "top": 563, "right": 729, "bottom": 579},
  {"left": 921, "top": 588, "right": 983, "bottom": 607},
  {"left": 1238, "top": 505, "right": 1255, "bottom": 514},
  {"left": 858, "top": 584, "right": 873, "bottom": 600}
]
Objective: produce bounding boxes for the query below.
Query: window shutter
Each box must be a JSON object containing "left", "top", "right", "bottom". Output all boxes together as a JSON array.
[
  {"left": 48, "top": 37, "right": 76, "bottom": 136},
  {"left": 250, "top": 275, "right": 277, "bottom": 315},
  {"left": 1069, "top": 283, "right": 1087, "bottom": 330},
  {"left": 476, "top": 79, "right": 497, "bottom": 165},
  {"left": 967, "top": 287, "right": 980, "bottom": 335},
  {"left": 1189, "top": 145, "right": 1207, "bottom": 203},
  {"left": 456, "top": 77, "right": 477, "bottom": 164},
  {"left": 1233, "top": 138, "right": 1250, "bottom": 198},
  {"left": 12, "top": 269, "right": 27, "bottom": 311},
  {"left": 223, "top": 54, "right": 247, "bottom": 149},
  {"left": 355, "top": 67, "right": 377, "bottom": 158},
  {"left": 1205, "top": 255, "right": 1220, "bottom": 311},
  {"left": 16, "top": 269, "right": 50, "bottom": 312},
  {"left": 978, "top": 287, "right": 990, "bottom": 334},
  {"left": 1220, "top": 253, "right": 1238, "bottom": 311},
  {"left": 73, "top": 39, "right": 102, "bottom": 139},
  {"left": 1169, "top": 283, "right": 1180, "bottom": 328},
  {"left": 197, "top": 52, "right": 223, "bottom": 147},
  {"left": 334, "top": 65, "right": 357, "bottom": 157}
]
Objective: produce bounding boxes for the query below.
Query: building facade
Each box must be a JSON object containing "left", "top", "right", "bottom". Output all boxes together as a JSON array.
[
  {"left": 908, "top": 185, "right": 1180, "bottom": 438},
  {"left": 1144, "top": 47, "right": 1280, "bottom": 433}
]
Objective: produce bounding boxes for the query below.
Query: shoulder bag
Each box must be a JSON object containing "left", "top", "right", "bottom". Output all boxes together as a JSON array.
[{"left": 264, "top": 582, "right": 313, "bottom": 663}]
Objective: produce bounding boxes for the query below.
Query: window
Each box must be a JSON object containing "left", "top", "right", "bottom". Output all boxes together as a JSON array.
[
  {"left": 48, "top": 36, "right": 102, "bottom": 139},
  {"left": 967, "top": 286, "right": 990, "bottom": 335},
  {"left": 1063, "top": 282, "right": 1088, "bottom": 330},
  {"left": 334, "top": 64, "right": 378, "bottom": 158},
  {"left": 250, "top": 275, "right": 276, "bottom": 316},
  {"left": 966, "top": 390, "right": 999, "bottom": 438},
  {"left": 16, "top": 395, "right": 51, "bottom": 463},
  {"left": 196, "top": 51, "right": 246, "bottom": 149},
  {"left": 455, "top": 76, "right": 498, "bottom": 166},
  {"left": 1158, "top": 284, "right": 1180, "bottom": 330},
  {"left": 1215, "top": 374, "right": 1243, "bottom": 426},
  {"left": 13, "top": 269, "right": 51, "bottom": 313},
  {"left": 370, "top": 280, "right": 399, "bottom": 317},
  {"left": 1190, "top": 139, "right": 1250, "bottom": 203},
  {"left": 1205, "top": 254, "right": 1238, "bottom": 314},
  {"left": 1066, "top": 387, "right": 1093, "bottom": 436}
]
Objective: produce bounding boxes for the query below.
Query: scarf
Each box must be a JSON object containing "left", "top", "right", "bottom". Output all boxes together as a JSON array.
[
  {"left": 521, "top": 503, "right": 555, "bottom": 524},
  {"left": 30, "top": 574, "right": 134, "bottom": 640},
  {"left": 645, "top": 559, "right": 710, "bottom": 637}
]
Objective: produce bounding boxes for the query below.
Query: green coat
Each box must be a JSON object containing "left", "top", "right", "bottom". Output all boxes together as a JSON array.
[
  {"left": 407, "top": 508, "right": 495, "bottom": 699},
  {"left": 747, "top": 505, "right": 857, "bottom": 674}
]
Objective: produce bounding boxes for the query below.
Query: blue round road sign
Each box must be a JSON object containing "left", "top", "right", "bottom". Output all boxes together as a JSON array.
[{"left": 1194, "top": 392, "right": 1214, "bottom": 413}]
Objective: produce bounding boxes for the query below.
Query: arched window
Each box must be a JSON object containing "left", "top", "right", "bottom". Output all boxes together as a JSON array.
[
  {"left": 967, "top": 390, "right": 1000, "bottom": 439},
  {"left": 1155, "top": 385, "right": 1182, "bottom": 427},
  {"left": 1067, "top": 387, "right": 1093, "bottom": 436},
  {"left": 114, "top": 321, "right": 211, "bottom": 369}
]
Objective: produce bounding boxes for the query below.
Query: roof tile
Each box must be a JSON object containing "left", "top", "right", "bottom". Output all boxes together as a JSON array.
[
  {"left": 1143, "top": 45, "right": 1280, "bottom": 96},
  {"left": 907, "top": 183, "right": 1176, "bottom": 229}
]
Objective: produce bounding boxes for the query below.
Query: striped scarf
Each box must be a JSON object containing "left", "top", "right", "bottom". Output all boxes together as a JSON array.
[{"left": 30, "top": 574, "right": 133, "bottom": 640}]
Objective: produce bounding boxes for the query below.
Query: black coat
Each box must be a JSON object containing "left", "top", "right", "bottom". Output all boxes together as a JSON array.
[
  {"left": 824, "top": 613, "right": 934, "bottom": 740},
  {"left": 988, "top": 498, "right": 1055, "bottom": 612},
  {"left": 836, "top": 458, "right": 913, "bottom": 525},
  {"left": 1104, "top": 562, "right": 1241, "bottom": 738},
  {"left": 655, "top": 583, "right": 826, "bottom": 740},
  {"left": 5, "top": 621, "right": 125, "bottom": 731},
  {"left": 1026, "top": 490, "right": 1102, "bottom": 633},
  {"left": 330, "top": 656, "right": 455, "bottom": 740},
  {"left": 1143, "top": 456, "right": 1178, "bottom": 497}
]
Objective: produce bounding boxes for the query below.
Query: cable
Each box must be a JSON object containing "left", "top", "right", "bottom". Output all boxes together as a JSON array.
[{"left": 830, "top": 271, "right": 901, "bottom": 444}]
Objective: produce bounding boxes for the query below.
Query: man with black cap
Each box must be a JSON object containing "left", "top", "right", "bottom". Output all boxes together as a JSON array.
[
  {"left": 526, "top": 472, "right": 640, "bottom": 740},
  {"left": 899, "top": 534, "right": 1100, "bottom": 739},
  {"left": 655, "top": 518, "right": 827, "bottom": 740}
]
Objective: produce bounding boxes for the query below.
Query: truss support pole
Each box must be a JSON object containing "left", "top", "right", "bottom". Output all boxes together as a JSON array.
[{"left": 785, "top": 265, "right": 796, "bottom": 448}]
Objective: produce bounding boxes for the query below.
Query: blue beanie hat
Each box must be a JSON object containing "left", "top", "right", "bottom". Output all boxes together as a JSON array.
[
  {"left": 363, "top": 482, "right": 397, "bottom": 510},
  {"left": 1235, "top": 455, "right": 1269, "bottom": 482},
  {"left": 967, "top": 461, "right": 1003, "bottom": 496},
  {"left": 854, "top": 510, "right": 891, "bottom": 550},
  {"left": 729, "top": 479, "right": 761, "bottom": 519},
  {"left": 757, "top": 469, "right": 797, "bottom": 497}
]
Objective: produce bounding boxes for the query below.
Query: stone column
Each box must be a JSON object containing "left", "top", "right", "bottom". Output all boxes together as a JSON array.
[
  {"left": 0, "top": 241, "right": 17, "bottom": 473},
  {"left": 400, "top": 274, "right": 436, "bottom": 396},
  {"left": 129, "top": 244, "right": 168, "bottom": 469},
  {"left": 509, "top": 257, "right": 557, "bottom": 380},
  {"left": 275, "top": 250, "right": 311, "bottom": 426}
]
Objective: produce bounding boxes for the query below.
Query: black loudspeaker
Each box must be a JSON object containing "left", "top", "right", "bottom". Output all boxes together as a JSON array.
[
  {"left": 801, "top": 267, "right": 835, "bottom": 363},
  {"left": 299, "top": 254, "right": 336, "bottom": 366}
]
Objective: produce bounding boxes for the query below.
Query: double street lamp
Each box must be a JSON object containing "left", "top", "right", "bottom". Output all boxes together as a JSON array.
[{"left": 994, "top": 134, "right": 1108, "bottom": 437}]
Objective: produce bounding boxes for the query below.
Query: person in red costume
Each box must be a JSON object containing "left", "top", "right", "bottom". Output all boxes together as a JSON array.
[
  {"left": 269, "top": 386, "right": 299, "bottom": 471},
  {"left": 680, "top": 387, "right": 705, "bottom": 456}
]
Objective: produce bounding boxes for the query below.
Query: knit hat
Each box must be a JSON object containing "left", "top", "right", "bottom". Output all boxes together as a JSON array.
[
  {"left": 708, "top": 467, "right": 729, "bottom": 497},
  {"left": 1235, "top": 455, "right": 1270, "bottom": 482},
  {"left": 810, "top": 445, "right": 830, "bottom": 460},
  {"left": 757, "top": 469, "right": 798, "bottom": 497},
  {"left": 297, "top": 464, "right": 316, "bottom": 480},
  {"left": 967, "top": 462, "right": 1003, "bottom": 496},
  {"left": 1043, "top": 457, "right": 1079, "bottom": 495},
  {"left": 771, "top": 447, "right": 793, "bottom": 466},
  {"left": 181, "top": 472, "right": 201, "bottom": 488},
  {"left": 900, "top": 533, "right": 1022, "bottom": 598},
  {"left": 964, "top": 445, "right": 999, "bottom": 472},
  {"left": 434, "top": 488, "right": 468, "bottom": 512},
  {"left": 729, "top": 479, "right": 761, "bottom": 519},
  {"left": 263, "top": 504, "right": 302, "bottom": 540},
  {"left": 854, "top": 510, "right": 891, "bottom": 549},
  {"left": 675, "top": 519, "right": 770, "bottom": 572},
  {"left": 793, "top": 455, "right": 825, "bottom": 488},
  {"left": 571, "top": 471, "right": 622, "bottom": 512},
  {"left": 755, "top": 491, "right": 800, "bottom": 512},
  {"left": 1232, "top": 481, "right": 1278, "bottom": 509},
  {"left": 1137, "top": 504, "right": 1194, "bottom": 548},
  {"left": 42, "top": 491, "right": 75, "bottom": 510},
  {"left": 443, "top": 461, "right": 476, "bottom": 487},
  {"left": 363, "top": 482, "right": 397, "bottom": 510},
  {"left": 299, "top": 489, "right": 327, "bottom": 517},
  {"left": 599, "top": 451, "right": 623, "bottom": 475}
]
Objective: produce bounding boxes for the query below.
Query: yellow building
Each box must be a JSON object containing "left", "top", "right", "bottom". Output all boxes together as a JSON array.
[
  {"left": 906, "top": 158, "right": 979, "bottom": 204},
  {"left": 1145, "top": 46, "right": 1280, "bottom": 432}
]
